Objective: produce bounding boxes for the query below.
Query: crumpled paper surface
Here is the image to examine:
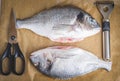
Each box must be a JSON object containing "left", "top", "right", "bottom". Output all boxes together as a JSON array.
[{"left": 0, "top": 0, "right": 120, "bottom": 81}]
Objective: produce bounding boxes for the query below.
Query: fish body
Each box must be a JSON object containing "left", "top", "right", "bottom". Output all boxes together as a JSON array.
[
  {"left": 30, "top": 46, "right": 111, "bottom": 79},
  {"left": 17, "top": 6, "right": 100, "bottom": 43}
]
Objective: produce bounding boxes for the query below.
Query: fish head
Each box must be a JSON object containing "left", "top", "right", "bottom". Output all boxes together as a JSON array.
[
  {"left": 76, "top": 12, "right": 101, "bottom": 37},
  {"left": 77, "top": 12, "right": 100, "bottom": 29},
  {"left": 30, "top": 50, "right": 54, "bottom": 72}
]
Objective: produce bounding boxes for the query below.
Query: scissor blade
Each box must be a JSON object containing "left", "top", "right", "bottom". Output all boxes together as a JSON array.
[{"left": 8, "top": 9, "right": 17, "bottom": 43}]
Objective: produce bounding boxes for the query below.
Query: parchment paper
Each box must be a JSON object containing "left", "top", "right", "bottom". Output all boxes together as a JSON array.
[{"left": 0, "top": 0, "right": 120, "bottom": 81}]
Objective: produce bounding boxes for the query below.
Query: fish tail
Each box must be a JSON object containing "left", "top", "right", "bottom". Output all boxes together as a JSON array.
[
  {"left": 100, "top": 61, "right": 112, "bottom": 71},
  {"left": 16, "top": 20, "right": 22, "bottom": 28},
  {"left": 105, "top": 61, "right": 112, "bottom": 71}
]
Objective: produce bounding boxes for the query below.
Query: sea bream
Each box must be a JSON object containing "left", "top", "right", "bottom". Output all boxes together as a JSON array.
[
  {"left": 30, "top": 46, "right": 111, "bottom": 79},
  {"left": 17, "top": 6, "right": 101, "bottom": 43}
]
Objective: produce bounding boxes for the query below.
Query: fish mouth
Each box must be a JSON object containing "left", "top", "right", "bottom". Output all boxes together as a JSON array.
[
  {"left": 95, "top": 27, "right": 101, "bottom": 30},
  {"left": 92, "top": 27, "right": 101, "bottom": 35},
  {"left": 30, "top": 55, "right": 37, "bottom": 65},
  {"left": 30, "top": 56, "right": 34, "bottom": 63},
  {"left": 92, "top": 23, "right": 101, "bottom": 31}
]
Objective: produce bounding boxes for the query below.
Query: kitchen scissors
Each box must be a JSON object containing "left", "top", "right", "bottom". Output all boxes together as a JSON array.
[{"left": 0, "top": 9, "right": 25, "bottom": 75}]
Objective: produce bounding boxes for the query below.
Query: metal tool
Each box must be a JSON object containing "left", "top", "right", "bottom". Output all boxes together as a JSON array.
[
  {"left": 0, "top": 9, "right": 25, "bottom": 75},
  {"left": 95, "top": 1, "right": 114, "bottom": 61}
]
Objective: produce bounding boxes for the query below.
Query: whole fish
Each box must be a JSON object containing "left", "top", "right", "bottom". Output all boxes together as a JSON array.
[
  {"left": 17, "top": 6, "right": 100, "bottom": 43},
  {"left": 30, "top": 46, "right": 111, "bottom": 79}
]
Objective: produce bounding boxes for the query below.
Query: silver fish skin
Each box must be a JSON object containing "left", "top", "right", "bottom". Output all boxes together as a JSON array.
[
  {"left": 17, "top": 6, "right": 100, "bottom": 43},
  {"left": 30, "top": 46, "right": 111, "bottom": 79}
]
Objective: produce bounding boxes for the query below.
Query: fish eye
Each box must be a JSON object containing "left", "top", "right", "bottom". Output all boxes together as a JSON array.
[
  {"left": 90, "top": 18, "right": 93, "bottom": 22},
  {"left": 36, "top": 62, "right": 41, "bottom": 68},
  {"left": 47, "top": 59, "right": 52, "bottom": 65},
  {"left": 89, "top": 17, "right": 94, "bottom": 22},
  {"left": 88, "top": 17, "right": 96, "bottom": 25}
]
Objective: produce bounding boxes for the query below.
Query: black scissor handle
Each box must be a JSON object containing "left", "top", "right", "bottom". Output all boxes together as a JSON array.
[
  {"left": 0, "top": 43, "right": 12, "bottom": 75},
  {"left": 12, "top": 43, "right": 25, "bottom": 75}
]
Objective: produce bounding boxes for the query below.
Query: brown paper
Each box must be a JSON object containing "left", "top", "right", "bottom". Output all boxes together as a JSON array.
[{"left": 0, "top": 0, "right": 120, "bottom": 81}]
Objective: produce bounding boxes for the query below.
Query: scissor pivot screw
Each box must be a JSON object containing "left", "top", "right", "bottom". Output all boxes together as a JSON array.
[{"left": 11, "top": 36, "right": 16, "bottom": 40}]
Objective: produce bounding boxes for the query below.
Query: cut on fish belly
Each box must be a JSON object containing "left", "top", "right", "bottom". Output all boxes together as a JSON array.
[
  {"left": 30, "top": 46, "right": 112, "bottom": 79},
  {"left": 17, "top": 6, "right": 101, "bottom": 43}
]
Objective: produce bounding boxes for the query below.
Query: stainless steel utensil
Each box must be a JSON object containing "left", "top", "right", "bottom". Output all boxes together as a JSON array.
[{"left": 95, "top": 1, "right": 114, "bottom": 61}]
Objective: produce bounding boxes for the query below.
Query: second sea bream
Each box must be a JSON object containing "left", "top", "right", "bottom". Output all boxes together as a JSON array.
[
  {"left": 30, "top": 46, "right": 111, "bottom": 79},
  {"left": 17, "top": 6, "right": 101, "bottom": 43}
]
